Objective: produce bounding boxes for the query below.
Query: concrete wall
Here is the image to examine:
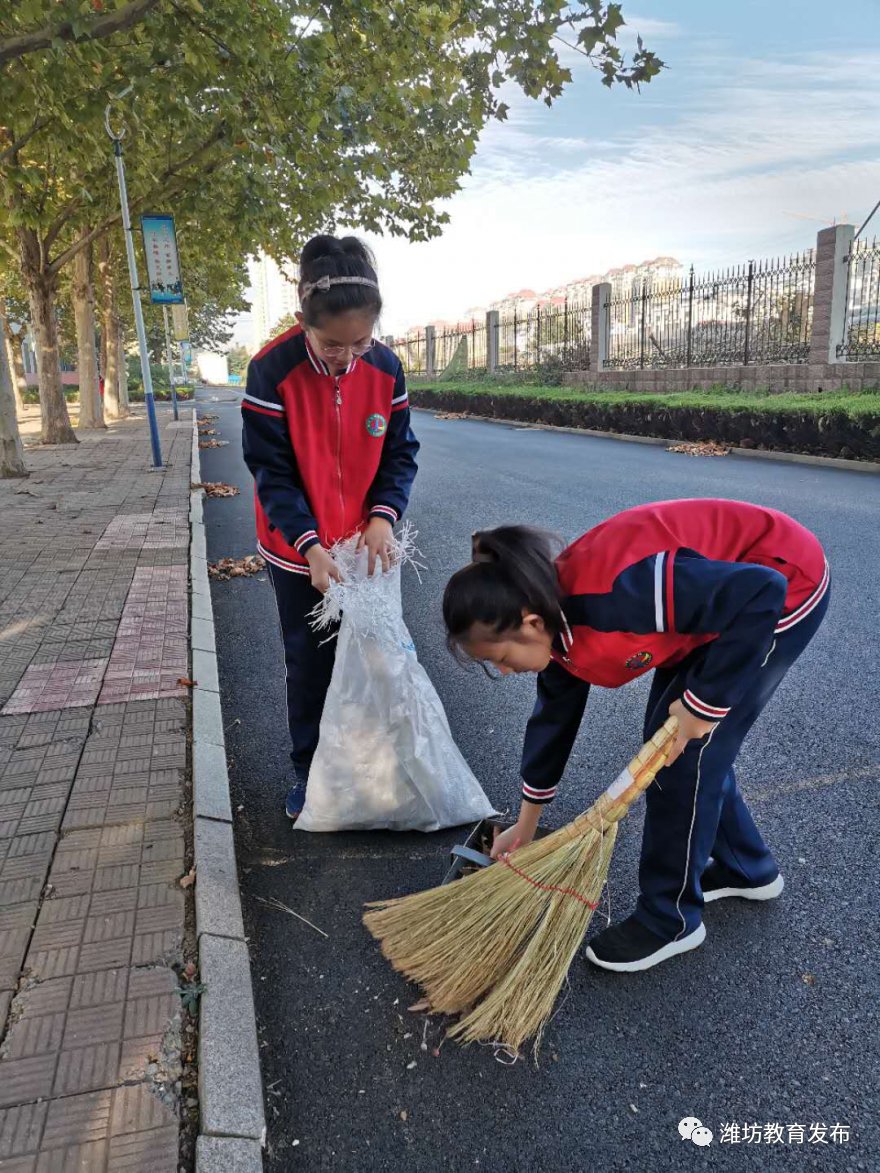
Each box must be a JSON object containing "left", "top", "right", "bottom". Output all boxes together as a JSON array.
[{"left": 564, "top": 360, "right": 880, "bottom": 394}]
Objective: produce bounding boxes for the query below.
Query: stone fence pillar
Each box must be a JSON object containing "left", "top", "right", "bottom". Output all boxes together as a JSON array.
[
  {"left": 590, "top": 282, "right": 611, "bottom": 373},
  {"left": 486, "top": 310, "right": 499, "bottom": 374},
  {"left": 809, "top": 224, "right": 855, "bottom": 366}
]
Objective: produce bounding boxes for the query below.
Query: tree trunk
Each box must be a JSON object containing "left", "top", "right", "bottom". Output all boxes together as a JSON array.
[
  {"left": 117, "top": 321, "right": 130, "bottom": 413},
  {"left": 19, "top": 227, "right": 78, "bottom": 445},
  {"left": 0, "top": 300, "right": 27, "bottom": 417},
  {"left": 72, "top": 232, "right": 105, "bottom": 430},
  {"left": 97, "top": 235, "right": 126, "bottom": 420},
  {"left": 0, "top": 319, "right": 27, "bottom": 477}
]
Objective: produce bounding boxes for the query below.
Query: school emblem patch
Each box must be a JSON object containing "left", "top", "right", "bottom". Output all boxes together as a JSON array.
[
  {"left": 626, "top": 651, "right": 653, "bottom": 670},
  {"left": 365, "top": 413, "right": 387, "bottom": 438}
]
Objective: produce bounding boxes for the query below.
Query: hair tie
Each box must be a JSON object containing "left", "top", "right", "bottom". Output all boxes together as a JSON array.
[{"left": 300, "top": 274, "right": 379, "bottom": 301}]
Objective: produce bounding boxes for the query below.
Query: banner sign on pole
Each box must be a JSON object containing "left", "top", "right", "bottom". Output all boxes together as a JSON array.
[
  {"left": 140, "top": 214, "right": 184, "bottom": 304},
  {"left": 171, "top": 303, "right": 190, "bottom": 341},
  {"left": 180, "top": 341, "right": 193, "bottom": 364}
]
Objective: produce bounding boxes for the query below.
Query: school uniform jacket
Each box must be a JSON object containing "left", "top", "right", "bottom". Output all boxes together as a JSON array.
[
  {"left": 241, "top": 327, "right": 419, "bottom": 573},
  {"left": 522, "top": 499, "right": 829, "bottom": 804}
]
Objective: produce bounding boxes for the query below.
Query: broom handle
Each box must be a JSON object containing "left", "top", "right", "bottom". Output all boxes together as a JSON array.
[{"left": 570, "top": 716, "right": 679, "bottom": 834}]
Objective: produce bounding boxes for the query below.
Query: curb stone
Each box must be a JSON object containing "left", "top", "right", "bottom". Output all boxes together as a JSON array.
[
  {"left": 191, "top": 410, "right": 267, "bottom": 1159},
  {"left": 197, "top": 1136, "right": 265, "bottom": 1173}
]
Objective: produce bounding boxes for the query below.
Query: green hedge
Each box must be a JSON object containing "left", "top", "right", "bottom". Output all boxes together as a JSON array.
[{"left": 410, "top": 382, "right": 880, "bottom": 461}]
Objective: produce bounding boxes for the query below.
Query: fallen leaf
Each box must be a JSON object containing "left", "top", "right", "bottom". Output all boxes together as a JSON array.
[
  {"left": 183, "top": 962, "right": 197, "bottom": 980},
  {"left": 400, "top": 1110, "right": 408, "bottom": 1121},
  {"left": 408, "top": 999, "right": 431, "bottom": 1013},
  {"left": 802, "top": 973, "right": 816, "bottom": 985},
  {"left": 406, "top": 1061, "right": 417, "bottom": 1070},
  {"left": 208, "top": 555, "right": 266, "bottom": 580},
  {"left": 667, "top": 440, "right": 730, "bottom": 457},
  {"left": 179, "top": 867, "right": 196, "bottom": 889},
  {"left": 177, "top": 677, "right": 197, "bottom": 688},
  {"left": 199, "top": 481, "right": 240, "bottom": 498},
  {"left": 199, "top": 438, "right": 229, "bottom": 449}
]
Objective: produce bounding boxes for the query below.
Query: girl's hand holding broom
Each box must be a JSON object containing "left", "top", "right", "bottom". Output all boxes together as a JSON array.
[{"left": 490, "top": 697, "right": 716, "bottom": 861}]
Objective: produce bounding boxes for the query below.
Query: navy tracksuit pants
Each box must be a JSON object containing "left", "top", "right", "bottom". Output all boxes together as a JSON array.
[
  {"left": 525, "top": 590, "right": 829, "bottom": 941},
  {"left": 267, "top": 564, "right": 337, "bottom": 781}
]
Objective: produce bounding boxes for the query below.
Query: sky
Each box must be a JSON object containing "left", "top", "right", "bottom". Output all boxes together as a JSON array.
[{"left": 235, "top": 0, "right": 880, "bottom": 343}]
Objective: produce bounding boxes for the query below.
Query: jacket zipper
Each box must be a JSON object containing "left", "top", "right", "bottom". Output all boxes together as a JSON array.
[{"left": 334, "top": 376, "right": 345, "bottom": 533}]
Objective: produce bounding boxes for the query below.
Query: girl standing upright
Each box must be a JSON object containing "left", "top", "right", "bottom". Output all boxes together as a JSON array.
[{"left": 242, "top": 236, "right": 419, "bottom": 820}]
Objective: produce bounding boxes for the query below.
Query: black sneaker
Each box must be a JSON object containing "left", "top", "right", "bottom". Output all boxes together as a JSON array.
[
  {"left": 701, "top": 860, "right": 784, "bottom": 904},
  {"left": 585, "top": 915, "right": 706, "bottom": 973}
]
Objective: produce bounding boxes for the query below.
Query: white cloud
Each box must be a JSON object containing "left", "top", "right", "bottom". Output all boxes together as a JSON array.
[{"left": 370, "top": 50, "right": 880, "bottom": 335}]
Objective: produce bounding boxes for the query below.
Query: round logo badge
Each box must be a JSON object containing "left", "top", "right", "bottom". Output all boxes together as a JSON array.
[
  {"left": 365, "top": 413, "right": 387, "bottom": 438},
  {"left": 625, "top": 651, "right": 653, "bottom": 670}
]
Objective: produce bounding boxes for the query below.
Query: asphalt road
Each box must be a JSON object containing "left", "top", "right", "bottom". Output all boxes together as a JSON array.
[{"left": 197, "top": 386, "right": 879, "bottom": 1172}]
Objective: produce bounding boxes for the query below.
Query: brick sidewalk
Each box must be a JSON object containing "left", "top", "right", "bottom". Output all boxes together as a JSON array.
[{"left": 0, "top": 410, "right": 194, "bottom": 1171}]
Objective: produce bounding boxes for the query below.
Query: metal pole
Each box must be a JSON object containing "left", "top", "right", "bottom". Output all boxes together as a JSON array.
[
  {"left": 162, "top": 305, "right": 179, "bottom": 421},
  {"left": 105, "top": 105, "right": 162, "bottom": 467},
  {"left": 686, "top": 266, "right": 694, "bottom": 368},
  {"left": 639, "top": 281, "right": 647, "bottom": 369}
]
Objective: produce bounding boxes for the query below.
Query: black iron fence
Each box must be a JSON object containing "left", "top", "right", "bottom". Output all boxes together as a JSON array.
[
  {"left": 433, "top": 321, "right": 488, "bottom": 372},
  {"left": 604, "top": 251, "right": 816, "bottom": 370},
  {"left": 494, "top": 300, "right": 591, "bottom": 372},
  {"left": 394, "top": 332, "right": 427, "bottom": 376},
  {"left": 395, "top": 302, "right": 591, "bottom": 377},
  {"left": 838, "top": 237, "right": 880, "bottom": 360},
  {"left": 393, "top": 238, "right": 880, "bottom": 377}
]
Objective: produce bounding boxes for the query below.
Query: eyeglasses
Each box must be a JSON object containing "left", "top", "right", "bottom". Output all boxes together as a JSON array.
[{"left": 309, "top": 333, "right": 375, "bottom": 360}]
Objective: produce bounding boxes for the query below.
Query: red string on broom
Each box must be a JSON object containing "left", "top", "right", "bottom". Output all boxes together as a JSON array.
[{"left": 498, "top": 852, "right": 599, "bottom": 909}]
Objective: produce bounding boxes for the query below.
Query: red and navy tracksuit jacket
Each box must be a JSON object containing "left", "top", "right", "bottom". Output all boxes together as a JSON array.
[
  {"left": 241, "top": 327, "right": 419, "bottom": 572},
  {"left": 522, "top": 499, "right": 829, "bottom": 805}
]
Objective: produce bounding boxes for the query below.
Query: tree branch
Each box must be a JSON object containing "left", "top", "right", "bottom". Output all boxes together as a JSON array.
[
  {"left": 0, "top": 117, "right": 52, "bottom": 165},
  {"left": 48, "top": 124, "right": 229, "bottom": 276},
  {"left": 0, "top": 0, "right": 162, "bottom": 66},
  {"left": 44, "top": 195, "right": 84, "bottom": 255}
]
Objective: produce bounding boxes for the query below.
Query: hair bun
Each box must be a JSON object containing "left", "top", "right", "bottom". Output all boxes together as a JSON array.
[
  {"left": 471, "top": 532, "right": 496, "bottom": 562},
  {"left": 300, "top": 234, "right": 346, "bottom": 266}
]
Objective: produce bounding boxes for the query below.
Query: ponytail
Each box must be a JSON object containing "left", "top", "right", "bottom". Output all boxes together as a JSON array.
[{"left": 443, "top": 526, "right": 563, "bottom": 658}]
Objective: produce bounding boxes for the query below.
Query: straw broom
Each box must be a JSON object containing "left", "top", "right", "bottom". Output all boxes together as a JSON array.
[{"left": 363, "top": 716, "right": 678, "bottom": 1054}]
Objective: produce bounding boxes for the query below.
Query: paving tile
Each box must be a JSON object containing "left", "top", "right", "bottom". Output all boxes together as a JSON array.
[
  {"left": 0, "top": 1100, "right": 47, "bottom": 1158},
  {"left": 0, "top": 421, "right": 193, "bottom": 1167},
  {"left": 1, "top": 659, "right": 110, "bottom": 716},
  {"left": 52, "top": 1040, "right": 120, "bottom": 1096},
  {"left": 42, "top": 1087, "right": 112, "bottom": 1141},
  {"left": 107, "top": 1124, "right": 178, "bottom": 1170},
  {"left": 0, "top": 1055, "right": 56, "bottom": 1108},
  {"left": 97, "top": 569, "right": 189, "bottom": 706}
]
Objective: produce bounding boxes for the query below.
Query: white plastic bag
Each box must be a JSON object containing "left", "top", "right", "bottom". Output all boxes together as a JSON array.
[{"left": 294, "top": 530, "right": 496, "bottom": 833}]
